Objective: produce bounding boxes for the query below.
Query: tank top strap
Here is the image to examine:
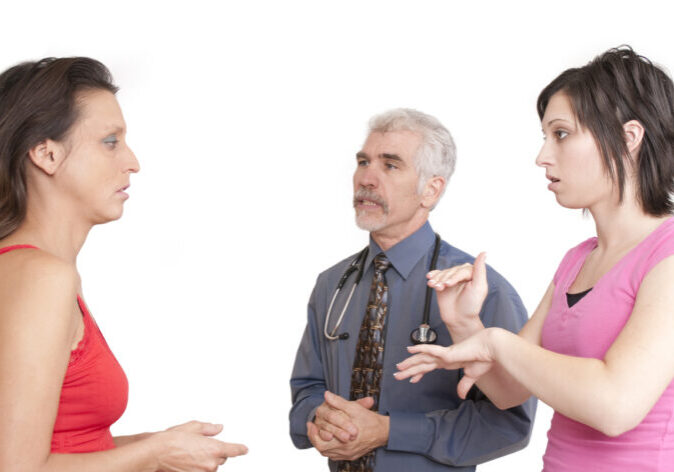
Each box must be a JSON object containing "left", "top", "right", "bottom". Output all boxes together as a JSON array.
[{"left": 0, "top": 244, "right": 38, "bottom": 255}]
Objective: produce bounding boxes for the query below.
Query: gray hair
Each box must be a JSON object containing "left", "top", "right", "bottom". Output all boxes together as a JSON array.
[{"left": 368, "top": 108, "right": 456, "bottom": 206}]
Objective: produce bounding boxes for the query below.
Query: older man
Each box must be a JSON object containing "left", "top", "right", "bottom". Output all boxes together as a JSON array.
[{"left": 290, "top": 109, "right": 535, "bottom": 471}]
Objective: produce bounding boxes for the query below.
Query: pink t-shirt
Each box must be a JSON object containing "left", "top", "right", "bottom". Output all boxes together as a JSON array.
[{"left": 541, "top": 217, "right": 674, "bottom": 471}]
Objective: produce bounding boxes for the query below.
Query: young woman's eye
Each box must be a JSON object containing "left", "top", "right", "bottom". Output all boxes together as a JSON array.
[{"left": 555, "top": 130, "right": 569, "bottom": 140}]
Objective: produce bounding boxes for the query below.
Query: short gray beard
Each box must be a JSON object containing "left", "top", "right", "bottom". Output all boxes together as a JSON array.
[{"left": 353, "top": 187, "right": 389, "bottom": 232}]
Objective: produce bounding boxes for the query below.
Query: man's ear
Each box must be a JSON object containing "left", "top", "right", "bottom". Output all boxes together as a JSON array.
[
  {"left": 27, "top": 139, "right": 66, "bottom": 175},
  {"left": 623, "top": 119, "right": 645, "bottom": 157},
  {"left": 421, "top": 175, "right": 446, "bottom": 209}
]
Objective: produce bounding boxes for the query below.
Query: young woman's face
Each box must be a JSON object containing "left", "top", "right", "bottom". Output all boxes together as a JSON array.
[
  {"left": 57, "top": 89, "right": 139, "bottom": 224},
  {"left": 536, "top": 92, "right": 614, "bottom": 210}
]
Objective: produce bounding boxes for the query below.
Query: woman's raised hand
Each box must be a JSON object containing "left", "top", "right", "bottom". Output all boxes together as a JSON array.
[
  {"left": 426, "top": 252, "right": 489, "bottom": 334},
  {"left": 153, "top": 421, "right": 248, "bottom": 472}
]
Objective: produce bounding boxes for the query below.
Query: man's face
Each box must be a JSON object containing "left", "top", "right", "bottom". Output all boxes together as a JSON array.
[{"left": 353, "top": 130, "right": 424, "bottom": 238}]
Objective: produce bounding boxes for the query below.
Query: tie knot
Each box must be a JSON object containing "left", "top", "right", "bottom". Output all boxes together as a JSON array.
[{"left": 373, "top": 253, "right": 391, "bottom": 273}]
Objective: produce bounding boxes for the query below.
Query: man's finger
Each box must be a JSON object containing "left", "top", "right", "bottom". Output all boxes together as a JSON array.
[
  {"left": 317, "top": 397, "right": 358, "bottom": 436},
  {"left": 315, "top": 414, "right": 355, "bottom": 442},
  {"left": 319, "top": 428, "right": 335, "bottom": 442},
  {"left": 307, "top": 421, "right": 323, "bottom": 447},
  {"left": 324, "top": 391, "right": 360, "bottom": 415},
  {"left": 355, "top": 396, "right": 374, "bottom": 410}
]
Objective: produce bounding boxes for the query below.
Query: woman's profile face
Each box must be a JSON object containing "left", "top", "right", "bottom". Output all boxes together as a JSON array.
[
  {"left": 535, "top": 92, "right": 614, "bottom": 210},
  {"left": 56, "top": 89, "right": 139, "bottom": 224}
]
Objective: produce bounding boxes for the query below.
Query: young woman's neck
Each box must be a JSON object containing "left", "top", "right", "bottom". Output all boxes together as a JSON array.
[{"left": 589, "top": 192, "right": 669, "bottom": 251}]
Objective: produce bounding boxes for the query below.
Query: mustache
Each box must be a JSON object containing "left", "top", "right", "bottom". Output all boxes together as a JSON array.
[{"left": 353, "top": 188, "right": 389, "bottom": 213}]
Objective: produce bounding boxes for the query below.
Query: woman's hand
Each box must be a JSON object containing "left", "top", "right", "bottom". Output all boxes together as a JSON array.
[
  {"left": 395, "top": 329, "right": 498, "bottom": 399},
  {"left": 426, "top": 252, "right": 488, "bottom": 338},
  {"left": 153, "top": 421, "right": 248, "bottom": 471}
]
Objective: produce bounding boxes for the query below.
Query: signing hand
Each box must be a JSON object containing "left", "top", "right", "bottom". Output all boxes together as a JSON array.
[
  {"left": 154, "top": 420, "right": 248, "bottom": 472},
  {"left": 426, "top": 252, "right": 488, "bottom": 338},
  {"left": 307, "top": 392, "right": 389, "bottom": 461},
  {"left": 394, "top": 329, "right": 497, "bottom": 399},
  {"left": 314, "top": 392, "right": 375, "bottom": 442}
]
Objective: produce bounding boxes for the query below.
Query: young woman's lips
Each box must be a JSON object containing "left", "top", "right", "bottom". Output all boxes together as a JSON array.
[{"left": 547, "top": 176, "right": 560, "bottom": 191}]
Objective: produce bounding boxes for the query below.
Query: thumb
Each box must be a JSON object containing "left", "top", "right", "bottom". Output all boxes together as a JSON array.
[
  {"left": 457, "top": 375, "right": 477, "bottom": 400},
  {"left": 472, "top": 252, "right": 488, "bottom": 290},
  {"left": 355, "top": 396, "right": 375, "bottom": 410},
  {"left": 198, "top": 422, "right": 224, "bottom": 437},
  {"left": 167, "top": 420, "right": 223, "bottom": 435}
]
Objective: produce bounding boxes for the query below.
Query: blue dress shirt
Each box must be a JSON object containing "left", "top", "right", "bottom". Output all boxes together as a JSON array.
[{"left": 290, "top": 222, "right": 536, "bottom": 471}]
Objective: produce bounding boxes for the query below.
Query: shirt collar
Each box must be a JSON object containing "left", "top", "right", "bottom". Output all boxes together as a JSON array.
[{"left": 366, "top": 221, "right": 436, "bottom": 280}]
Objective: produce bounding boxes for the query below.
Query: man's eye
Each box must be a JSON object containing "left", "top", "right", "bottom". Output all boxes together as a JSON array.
[
  {"left": 357, "top": 159, "right": 368, "bottom": 166},
  {"left": 385, "top": 163, "right": 398, "bottom": 170}
]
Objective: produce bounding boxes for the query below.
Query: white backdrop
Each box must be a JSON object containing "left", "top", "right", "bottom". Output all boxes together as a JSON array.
[{"left": 2, "top": 1, "right": 672, "bottom": 470}]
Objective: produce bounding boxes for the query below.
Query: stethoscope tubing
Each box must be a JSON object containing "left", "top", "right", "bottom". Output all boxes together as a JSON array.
[{"left": 324, "top": 234, "right": 441, "bottom": 344}]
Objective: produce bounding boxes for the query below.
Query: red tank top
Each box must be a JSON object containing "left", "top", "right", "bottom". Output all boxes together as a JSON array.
[{"left": 0, "top": 245, "right": 128, "bottom": 453}]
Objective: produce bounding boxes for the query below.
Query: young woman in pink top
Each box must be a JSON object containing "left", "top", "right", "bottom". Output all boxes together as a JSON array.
[
  {"left": 0, "top": 58, "right": 246, "bottom": 471},
  {"left": 395, "top": 46, "right": 674, "bottom": 471}
]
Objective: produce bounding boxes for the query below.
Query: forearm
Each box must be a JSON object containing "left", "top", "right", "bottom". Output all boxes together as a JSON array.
[
  {"left": 113, "top": 432, "right": 154, "bottom": 447},
  {"left": 386, "top": 398, "right": 534, "bottom": 466},
  {"left": 290, "top": 385, "right": 326, "bottom": 448},
  {"left": 41, "top": 436, "right": 159, "bottom": 472},
  {"left": 490, "top": 328, "right": 630, "bottom": 436},
  {"left": 445, "top": 320, "right": 532, "bottom": 410}
]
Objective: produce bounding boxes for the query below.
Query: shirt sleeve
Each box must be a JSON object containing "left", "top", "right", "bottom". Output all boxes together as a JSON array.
[
  {"left": 289, "top": 283, "right": 327, "bottom": 449},
  {"left": 385, "top": 280, "right": 537, "bottom": 466}
]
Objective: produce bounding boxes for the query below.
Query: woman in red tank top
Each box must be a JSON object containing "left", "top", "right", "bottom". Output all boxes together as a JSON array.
[{"left": 0, "top": 58, "right": 246, "bottom": 471}]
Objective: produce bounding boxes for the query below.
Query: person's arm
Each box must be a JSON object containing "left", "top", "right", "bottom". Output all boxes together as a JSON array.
[
  {"left": 0, "top": 254, "right": 246, "bottom": 472},
  {"left": 289, "top": 284, "right": 328, "bottom": 448},
  {"left": 113, "top": 433, "right": 153, "bottom": 447},
  {"left": 415, "top": 253, "right": 552, "bottom": 408},
  {"left": 400, "top": 255, "right": 674, "bottom": 437},
  {"left": 385, "top": 279, "right": 536, "bottom": 467}
]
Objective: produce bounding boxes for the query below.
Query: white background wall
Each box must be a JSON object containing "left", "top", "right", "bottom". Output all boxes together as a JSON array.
[{"left": 2, "top": 1, "right": 672, "bottom": 470}]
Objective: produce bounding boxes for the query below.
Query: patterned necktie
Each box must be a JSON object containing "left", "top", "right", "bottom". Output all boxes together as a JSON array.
[{"left": 338, "top": 253, "right": 391, "bottom": 472}]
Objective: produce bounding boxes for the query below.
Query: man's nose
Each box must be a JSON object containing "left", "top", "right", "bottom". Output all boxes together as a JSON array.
[{"left": 357, "top": 164, "right": 379, "bottom": 188}]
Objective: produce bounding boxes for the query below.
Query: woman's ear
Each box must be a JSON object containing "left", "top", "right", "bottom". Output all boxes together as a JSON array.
[
  {"left": 623, "top": 120, "right": 645, "bottom": 156},
  {"left": 27, "top": 139, "right": 66, "bottom": 175}
]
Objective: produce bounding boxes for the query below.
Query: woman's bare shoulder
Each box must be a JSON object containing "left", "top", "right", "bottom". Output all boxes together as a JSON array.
[{"left": 0, "top": 248, "right": 79, "bottom": 327}]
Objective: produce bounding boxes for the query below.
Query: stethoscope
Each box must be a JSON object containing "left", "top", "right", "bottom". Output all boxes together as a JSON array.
[{"left": 323, "top": 234, "right": 441, "bottom": 344}]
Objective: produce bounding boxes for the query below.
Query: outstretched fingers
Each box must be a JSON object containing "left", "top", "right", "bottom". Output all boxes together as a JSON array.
[
  {"left": 219, "top": 441, "right": 249, "bottom": 458},
  {"left": 426, "top": 253, "right": 488, "bottom": 292}
]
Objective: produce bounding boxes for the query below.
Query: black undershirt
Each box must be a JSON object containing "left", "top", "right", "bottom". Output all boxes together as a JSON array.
[{"left": 566, "top": 287, "right": 593, "bottom": 308}]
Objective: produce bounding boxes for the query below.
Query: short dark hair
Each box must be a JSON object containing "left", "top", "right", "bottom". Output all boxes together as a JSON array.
[
  {"left": 0, "top": 57, "right": 118, "bottom": 239},
  {"left": 537, "top": 46, "right": 674, "bottom": 216}
]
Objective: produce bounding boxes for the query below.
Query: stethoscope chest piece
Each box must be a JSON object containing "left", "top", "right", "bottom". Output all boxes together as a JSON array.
[
  {"left": 410, "top": 323, "right": 438, "bottom": 344},
  {"left": 325, "top": 233, "right": 442, "bottom": 344}
]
